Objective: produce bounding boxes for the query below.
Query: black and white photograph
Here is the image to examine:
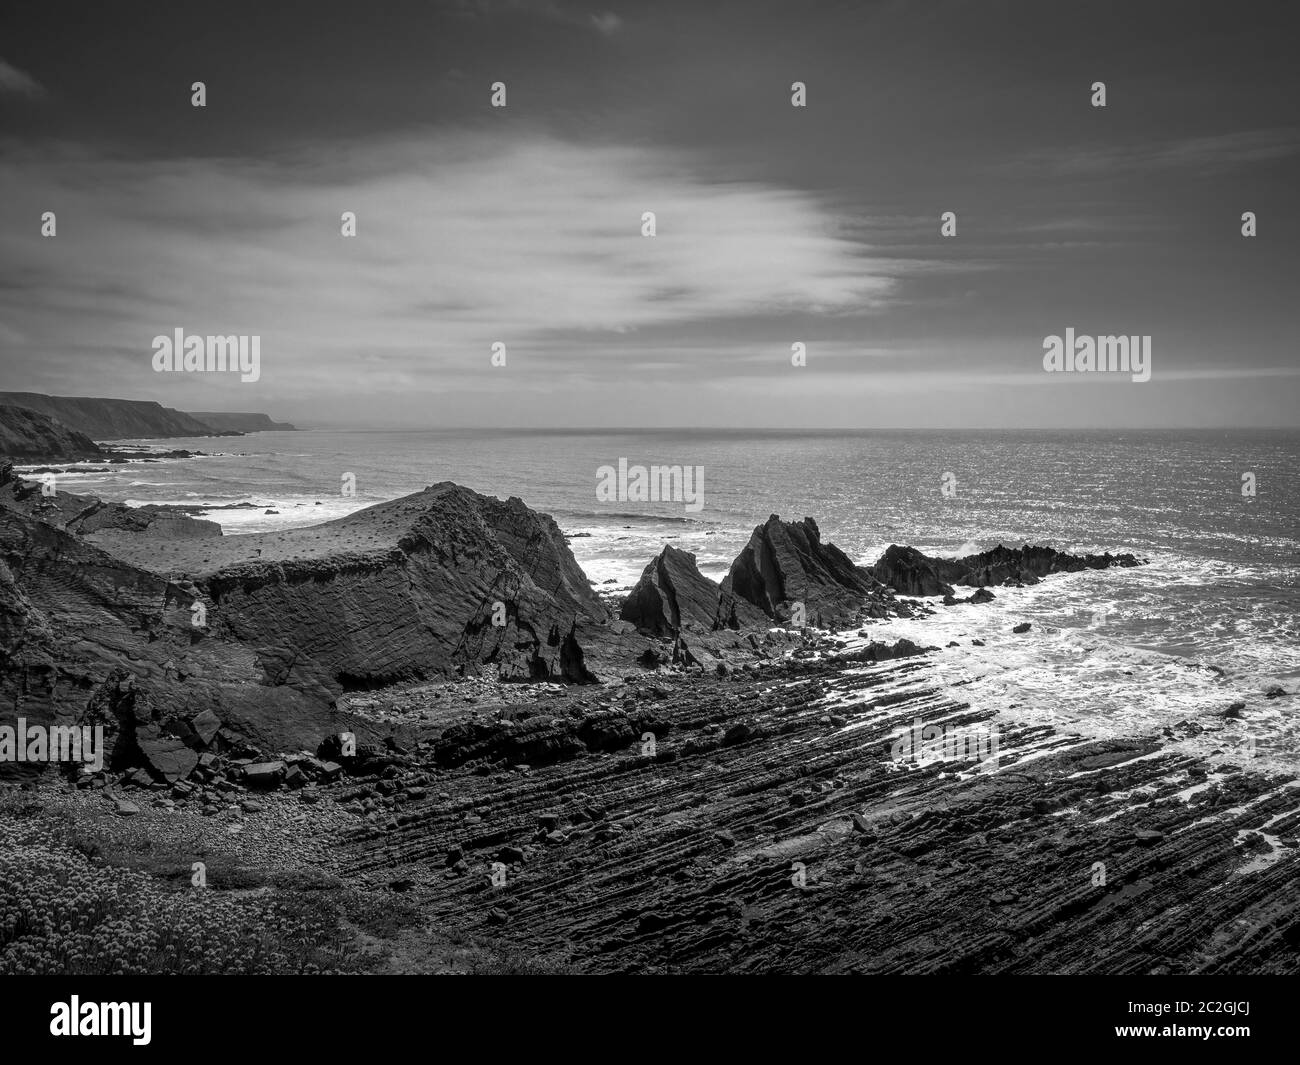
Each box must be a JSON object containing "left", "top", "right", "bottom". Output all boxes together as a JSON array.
[{"left": 0, "top": 0, "right": 1296, "bottom": 1031}]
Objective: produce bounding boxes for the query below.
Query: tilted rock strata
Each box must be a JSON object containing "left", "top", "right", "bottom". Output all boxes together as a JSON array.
[
  {"left": 332, "top": 649, "right": 1298, "bottom": 975},
  {"left": 200, "top": 483, "right": 611, "bottom": 691},
  {"left": 0, "top": 503, "right": 364, "bottom": 781}
]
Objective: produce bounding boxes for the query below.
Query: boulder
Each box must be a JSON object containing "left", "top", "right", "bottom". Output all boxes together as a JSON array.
[
  {"left": 242, "top": 761, "right": 287, "bottom": 788},
  {"left": 191, "top": 709, "right": 222, "bottom": 746},
  {"left": 137, "top": 730, "right": 200, "bottom": 783}
]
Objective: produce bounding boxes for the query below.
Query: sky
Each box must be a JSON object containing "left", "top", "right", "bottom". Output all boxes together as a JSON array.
[{"left": 1, "top": 0, "right": 1298, "bottom": 429}]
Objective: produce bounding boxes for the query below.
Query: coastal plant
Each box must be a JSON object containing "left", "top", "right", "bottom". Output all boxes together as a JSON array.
[{"left": 0, "top": 800, "right": 362, "bottom": 975}]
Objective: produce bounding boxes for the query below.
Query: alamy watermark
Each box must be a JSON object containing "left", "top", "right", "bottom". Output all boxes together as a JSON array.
[
  {"left": 0, "top": 719, "right": 104, "bottom": 772},
  {"left": 1042, "top": 329, "right": 1150, "bottom": 383},
  {"left": 50, "top": 997, "right": 150, "bottom": 1045},
  {"left": 890, "top": 716, "right": 999, "bottom": 771},
  {"left": 596, "top": 458, "right": 704, "bottom": 513},
  {"left": 152, "top": 329, "right": 261, "bottom": 383}
]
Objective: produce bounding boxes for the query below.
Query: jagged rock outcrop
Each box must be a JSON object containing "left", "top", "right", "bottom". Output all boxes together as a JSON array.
[
  {"left": 717, "top": 515, "right": 889, "bottom": 629},
  {"left": 873, "top": 542, "right": 1142, "bottom": 594},
  {"left": 870, "top": 545, "right": 955, "bottom": 596},
  {"left": 955, "top": 543, "right": 1141, "bottom": 585},
  {"left": 0, "top": 405, "right": 103, "bottom": 461},
  {"left": 620, "top": 546, "right": 720, "bottom": 636}
]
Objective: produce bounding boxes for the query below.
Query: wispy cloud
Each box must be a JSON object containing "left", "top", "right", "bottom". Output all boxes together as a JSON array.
[
  {"left": 0, "top": 59, "right": 45, "bottom": 98},
  {"left": 1011, "top": 127, "right": 1300, "bottom": 179},
  {"left": 454, "top": 0, "right": 623, "bottom": 35},
  {"left": 0, "top": 131, "right": 897, "bottom": 404}
]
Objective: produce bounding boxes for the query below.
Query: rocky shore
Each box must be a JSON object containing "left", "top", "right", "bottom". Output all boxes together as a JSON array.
[{"left": 1, "top": 461, "right": 1295, "bottom": 974}]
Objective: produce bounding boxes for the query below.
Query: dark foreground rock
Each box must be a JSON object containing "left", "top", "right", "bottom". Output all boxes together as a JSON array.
[{"left": 327, "top": 647, "right": 1298, "bottom": 975}]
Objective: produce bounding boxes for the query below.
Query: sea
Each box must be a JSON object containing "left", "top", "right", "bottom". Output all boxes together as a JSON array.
[{"left": 33, "top": 428, "right": 1300, "bottom": 766}]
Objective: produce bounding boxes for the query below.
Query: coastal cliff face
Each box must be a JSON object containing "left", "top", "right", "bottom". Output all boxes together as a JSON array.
[
  {"left": 0, "top": 473, "right": 623, "bottom": 784},
  {"left": 167, "top": 483, "right": 612, "bottom": 692},
  {"left": 0, "top": 406, "right": 103, "bottom": 461},
  {"left": 0, "top": 393, "right": 222, "bottom": 441},
  {"left": 185, "top": 412, "right": 297, "bottom": 432},
  {"left": 0, "top": 497, "right": 356, "bottom": 781},
  {"left": 1, "top": 473, "right": 617, "bottom": 767}
]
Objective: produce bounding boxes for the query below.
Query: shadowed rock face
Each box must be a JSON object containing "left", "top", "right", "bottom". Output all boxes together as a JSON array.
[
  {"left": 0, "top": 480, "right": 610, "bottom": 781},
  {"left": 0, "top": 504, "right": 359, "bottom": 781},
  {"left": 0, "top": 405, "right": 103, "bottom": 462},
  {"left": 621, "top": 546, "right": 720, "bottom": 636},
  {"left": 871, "top": 545, "right": 956, "bottom": 597},
  {"left": 200, "top": 483, "right": 610, "bottom": 690},
  {"left": 0, "top": 466, "right": 222, "bottom": 541},
  {"left": 718, "top": 515, "right": 888, "bottom": 629},
  {"left": 873, "top": 542, "right": 1143, "bottom": 595},
  {"left": 0, "top": 392, "right": 225, "bottom": 440}
]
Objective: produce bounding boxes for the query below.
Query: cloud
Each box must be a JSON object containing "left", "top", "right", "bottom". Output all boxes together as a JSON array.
[
  {"left": 0, "top": 131, "right": 898, "bottom": 407},
  {"left": 1011, "top": 127, "right": 1300, "bottom": 178},
  {"left": 456, "top": 0, "right": 623, "bottom": 35},
  {"left": 0, "top": 59, "right": 45, "bottom": 98}
]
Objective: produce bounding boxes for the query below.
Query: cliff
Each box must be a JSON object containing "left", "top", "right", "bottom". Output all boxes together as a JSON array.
[
  {"left": 0, "top": 493, "right": 360, "bottom": 781},
  {"left": 0, "top": 392, "right": 226, "bottom": 440},
  {"left": 0, "top": 405, "right": 104, "bottom": 461},
  {"left": 93, "top": 481, "right": 614, "bottom": 691},
  {"left": 186, "top": 412, "right": 297, "bottom": 432}
]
